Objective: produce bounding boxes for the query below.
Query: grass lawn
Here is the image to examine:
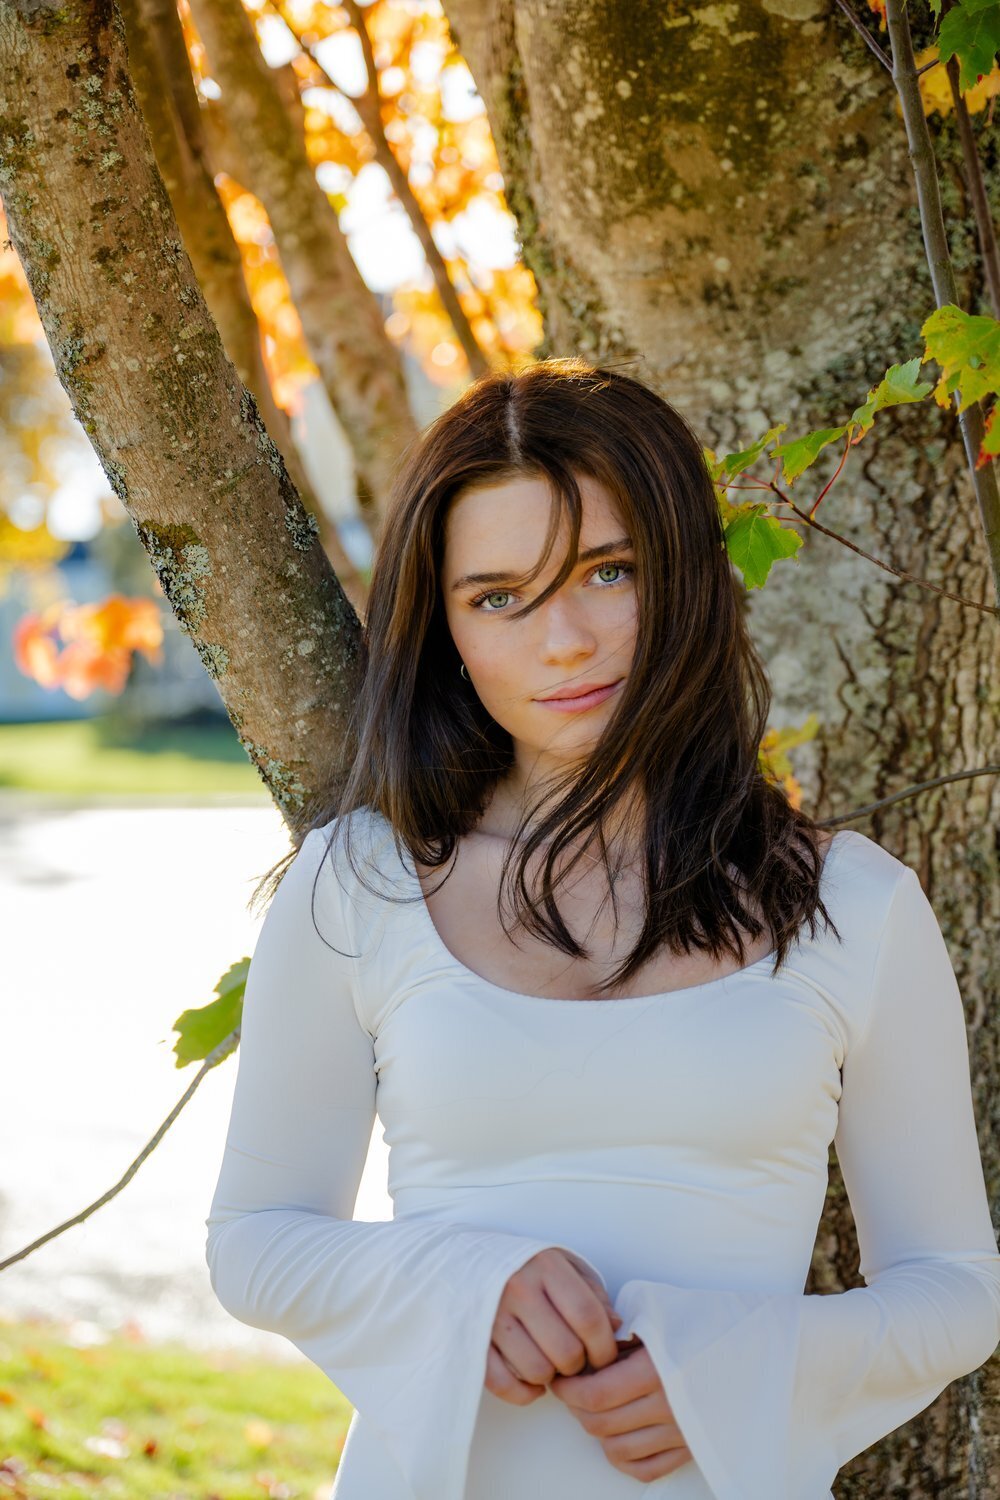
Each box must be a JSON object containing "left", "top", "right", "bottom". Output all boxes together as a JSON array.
[
  {"left": 0, "top": 720, "right": 267, "bottom": 799},
  {"left": 0, "top": 1316, "right": 352, "bottom": 1499}
]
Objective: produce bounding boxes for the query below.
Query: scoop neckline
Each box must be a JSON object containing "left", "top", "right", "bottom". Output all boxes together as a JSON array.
[{"left": 402, "top": 828, "right": 852, "bottom": 1006}]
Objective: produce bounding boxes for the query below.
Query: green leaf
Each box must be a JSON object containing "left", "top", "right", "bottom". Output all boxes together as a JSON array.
[
  {"left": 922, "top": 303, "right": 1000, "bottom": 411},
  {"left": 172, "top": 956, "right": 250, "bottom": 1067},
  {"left": 770, "top": 426, "right": 848, "bottom": 483},
  {"left": 848, "top": 357, "right": 934, "bottom": 436},
  {"left": 712, "top": 355, "right": 934, "bottom": 500},
  {"left": 937, "top": 0, "right": 1000, "bottom": 92},
  {"left": 711, "top": 424, "right": 788, "bottom": 482},
  {"left": 767, "top": 360, "right": 933, "bottom": 483},
  {"left": 724, "top": 504, "right": 803, "bottom": 589}
]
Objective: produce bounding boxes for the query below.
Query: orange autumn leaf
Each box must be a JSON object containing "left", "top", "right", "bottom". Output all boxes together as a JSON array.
[
  {"left": 915, "top": 43, "right": 1000, "bottom": 115},
  {"left": 13, "top": 595, "right": 164, "bottom": 700}
]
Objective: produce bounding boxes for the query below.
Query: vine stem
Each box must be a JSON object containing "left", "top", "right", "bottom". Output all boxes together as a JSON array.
[
  {"left": 885, "top": 0, "right": 1000, "bottom": 605},
  {"left": 721, "top": 475, "right": 999, "bottom": 615},
  {"left": 940, "top": 0, "right": 1000, "bottom": 319}
]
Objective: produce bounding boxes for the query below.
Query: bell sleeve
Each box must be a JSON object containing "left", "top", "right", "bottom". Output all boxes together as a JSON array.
[
  {"left": 612, "top": 863, "right": 1000, "bottom": 1500},
  {"left": 203, "top": 826, "right": 610, "bottom": 1500}
]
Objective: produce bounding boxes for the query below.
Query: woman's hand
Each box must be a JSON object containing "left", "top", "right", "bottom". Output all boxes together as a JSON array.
[
  {"left": 549, "top": 1342, "right": 695, "bottom": 1483},
  {"left": 485, "top": 1248, "right": 623, "bottom": 1406}
]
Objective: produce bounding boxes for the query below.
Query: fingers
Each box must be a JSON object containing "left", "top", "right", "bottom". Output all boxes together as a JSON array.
[
  {"left": 529, "top": 1255, "right": 623, "bottom": 1374},
  {"left": 601, "top": 1423, "right": 688, "bottom": 1464},
  {"left": 483, "top": 1341, "right": 547, "bottom": 1406},
  {"left": 567, "top": 1389, "right": 666, "bottom": 1439},
  {"left": 491, "top": 1305, "right": 569, "bottom": 1385},
  {"left": 612, "top": 1442, "right": 694, "bottom": 1482},
  {"left": 560, "top": 1252, "right": 625, "bottom": 1343},
  {"left": 539, "top": 1266, "right": 626, "bottom": 1374},
  {"left": 487, "top": 1248, "right": 622, "bottom": 1403},
  {"left": 549, "top": 1344, "right": 650, "bottom": 1410},
  {"left": 548, "top": 1345, "right": 695, "bottom": 1481}
]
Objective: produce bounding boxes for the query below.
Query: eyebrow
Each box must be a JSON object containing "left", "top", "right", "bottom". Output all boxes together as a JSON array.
[{"left": 449, "top": 536, "right": 634, "bottom": 592}]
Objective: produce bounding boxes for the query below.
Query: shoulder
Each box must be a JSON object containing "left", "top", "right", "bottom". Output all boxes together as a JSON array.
[
  {"left": 824, "top": 827, "right": 913, "bottom": 905},
  {"left": 310, "top": 806, "right": 401, "bottom": 891},
  {"left": 826, "top": 830, "right": 957, "bottom": 1033},
  {"left": 797, "top": 830, "right": 920, "bottom": 1052},
  {"left": 309, "top": 803, "right": 418, "bottom": 947}
]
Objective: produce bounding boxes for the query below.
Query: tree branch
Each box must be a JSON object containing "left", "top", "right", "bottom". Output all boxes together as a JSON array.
[
  {"left": 186, "top": 0, "right": 420, "bottom": 520},
  {"left": 815, "top": 764, "right": 1000, "bottom": 828},
  {"left": 332, "top": 0, "right": 493, "bottom": 380},
  {"left": 832, "top": 0, "right": 892, "bottom": 71}
]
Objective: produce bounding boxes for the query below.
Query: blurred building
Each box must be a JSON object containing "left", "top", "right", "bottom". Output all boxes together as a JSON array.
[{"left": 1, "top": 338, "right": 454, "bottom": 726}]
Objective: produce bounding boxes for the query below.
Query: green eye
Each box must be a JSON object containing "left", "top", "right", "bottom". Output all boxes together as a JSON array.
[{"left": 469, "top": 558, "right": 633, "bottom": 611}]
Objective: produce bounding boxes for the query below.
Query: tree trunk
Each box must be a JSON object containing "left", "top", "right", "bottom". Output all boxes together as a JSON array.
[
  {"left": 121, "top": 0, "right": 369, "bottom": 611},
  {"left": 185, "top": 0, "right": 419, "bottom": 524},
  {"left": 0, "top": 0, "right": 363, "bottom": 826},
  {"left": 442, "top": 1, "right": 1000, "bottom": 1492}
]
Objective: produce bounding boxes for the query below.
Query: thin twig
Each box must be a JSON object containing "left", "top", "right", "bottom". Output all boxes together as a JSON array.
[
  {"left": 886, "top": 0, "right": 1000, "bottom": 605},
  {"left": 273, "top": 0, "right": 492, "bottom": 380},
  {"left": 777, "top": 485, "right": 999, "bottom": 613},
  {"left": 833, "top": 0, "right": 892, "bottom": 70},
  {"left": 832, "top": 0, "right": 939, "bottom": 77},
  {"left": 941, "top": 0, "right": 1000, "bottom": 318},
  {"left": 721, "top": 476, "right": 1000, "bottom": 615},
  {"left": 809, "top": 430, "right": 852, "bottom": 515},
  {"left": 815, "top": 765, "right": 1000, "bottom": 827},
  {"left": 0, "top": 1027, "right": 241, "bottom": 1273}
]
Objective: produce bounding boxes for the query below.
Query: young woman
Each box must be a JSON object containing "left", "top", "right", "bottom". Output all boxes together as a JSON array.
[{"left": 204, "top": 359, "right": 1000, "bottom": 1500}]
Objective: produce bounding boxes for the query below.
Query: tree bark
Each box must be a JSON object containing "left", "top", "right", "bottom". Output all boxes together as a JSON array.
[
  {"left": 442, "top": 0, "right": 1000, "bottom": 1492},
  {"left": 185, "top": 0, "right": 419, "bottom": 524},
  {"left": 121, "top": 0, "right": 369, "bottom": 611},
  {"left": 0, "top": 0, "right": 363, "bottom": 826}
]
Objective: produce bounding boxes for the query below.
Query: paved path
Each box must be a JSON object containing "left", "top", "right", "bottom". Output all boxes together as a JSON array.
[{"left": 0, "top": 798, "right": 392, "bottom": 1360}]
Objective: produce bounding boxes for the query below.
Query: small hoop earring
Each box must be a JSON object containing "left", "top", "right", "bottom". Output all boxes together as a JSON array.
[{"left": 460, "top": 662, "right": 470, "bottom": 681}]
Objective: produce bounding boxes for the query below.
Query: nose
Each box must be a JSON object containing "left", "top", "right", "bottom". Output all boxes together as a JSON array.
[{"left": 537, "top": 593, "right": 598, "bottom": 664}]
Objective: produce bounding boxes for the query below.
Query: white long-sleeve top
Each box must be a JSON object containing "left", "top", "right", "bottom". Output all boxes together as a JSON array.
[{"left": 204, "top": 808, "right": 1000, "bottom": 1499}]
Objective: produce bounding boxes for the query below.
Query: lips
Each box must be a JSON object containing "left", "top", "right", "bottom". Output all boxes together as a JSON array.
[
  {"left": 535, "top": 678, "right": 622, "bottom": 702},
  {"left": 532, "top": 678, "right": 625, "bottom": 713}
]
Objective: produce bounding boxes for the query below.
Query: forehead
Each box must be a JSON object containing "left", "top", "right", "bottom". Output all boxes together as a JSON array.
[{"left": 442, "top": 472, "right": 623, "bottom": 566}]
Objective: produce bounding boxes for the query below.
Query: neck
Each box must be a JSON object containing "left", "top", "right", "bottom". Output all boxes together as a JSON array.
[{"left": 487, "top": 750, "right": 645, "bottom": 864}]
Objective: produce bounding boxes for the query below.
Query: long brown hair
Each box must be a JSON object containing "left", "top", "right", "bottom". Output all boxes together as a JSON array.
[{"left": 256, "top": 356, "right": 841, "bottom": 995}]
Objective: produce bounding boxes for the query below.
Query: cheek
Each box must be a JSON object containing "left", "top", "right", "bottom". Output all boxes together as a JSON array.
[
  {"left": 445, "top": 608, "right": 518, "bottom": 687},
  {"left": 464, "top": 635, "right": 526, "bottom": 698},
  {"left": 619, "top": 591, "right": 640, "bottom": 643}
]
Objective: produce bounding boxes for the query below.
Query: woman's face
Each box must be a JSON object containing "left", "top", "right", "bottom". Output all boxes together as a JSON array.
[{"left": 441, "top": 471, "right": 639, "bottom": 783}]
